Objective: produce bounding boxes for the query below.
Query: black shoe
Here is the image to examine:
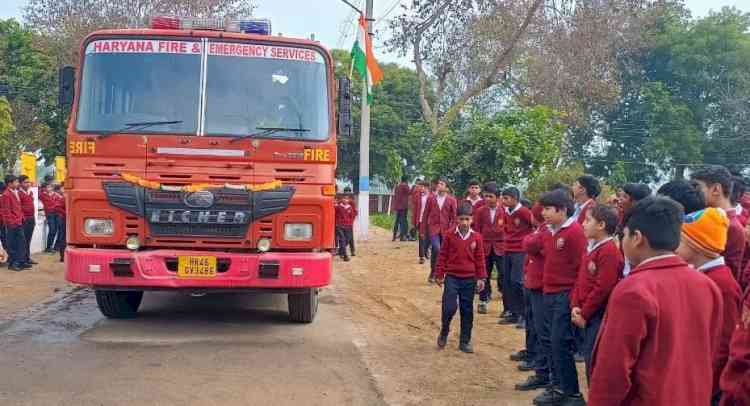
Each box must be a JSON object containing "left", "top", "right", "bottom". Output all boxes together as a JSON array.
[
  {"left": 419, "top": 258, "right": 425, "bottom": 264},
  {"left": 343, "top": 256, "right": 351, "bottom": 262},
  {"left": 500, "top": 310, "right": 510, "bottom": 318},
  {"left": 477, "top": 302, "right": 488, "bottom": 314},
  {"left": 428, "top": 277, "right": 436, "bottom": 284},
  {"left": 459, "top": 342, "right": 474, "bottom": 353},
  {"left": 561, "top": 394, "right": 586, "bottom": 406},
  {"left": 498, "top": 314, "right": 519, "bottom": 325},
  {"left": 574, "top": 352, "right": 585, "bottom": 363},
  {"left": 28, "top": 260, "right": 38, "bottom": 265},
  {"left": 350, "top": 252, "right": 356, "bottom": 257},
  {"left": 533, "top": 388, "right": 566, "bottom": 405},
  {"left": 392, "top": 237, "right": 397, "bottom": 242},
  {"left": 515, "top": 374, "right": 550, "bottom": 391},
  {"left": 510, "top": 349, "right": 528, "bottom": 362},
  {"left": 8, "top": 264, "right": 23, "bottom": 272},
  {"left": 518, "top": 360, "right": 535, "bottom": 371},
  {"left": 516, "top": 318, "right": 527, "bottom": 329},
  {"left": 20, "top": 263, "right": 32, "bottom": 269},
  {"left": 437, "top": 334, "right": 447, "bottom": 349}
]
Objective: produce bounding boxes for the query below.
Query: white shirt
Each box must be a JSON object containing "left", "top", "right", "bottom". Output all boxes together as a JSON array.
[
  {"left": 696, "top": 256, "right": 725, "bottom": 273},
  {"left": 455, "top": 226, "right": 474, "bottom": 240},
  {"left": 506, "top": 203, "right": 522, "bottom": 216},
  {"left": 632, "top": 254, "right": 678, "bottom": 270},
  {"left": 467, "top": 196, "right": 482, "bottom": 207},
  {"left": 489, "top": 207, "right": 497, "bottom": 223},
  {"left": 549, "top": 216, "right": 576, "bottom": 236},
  {"left": 587, "top": 237, "right": 614, "bottom": 254},
  {"left": 572, "top": 199, "right": 594, "bottom": 222},
  {"left": 419, "top": 193, "right": 428, "bottom": 221},
  {"left": 436, "top": 194, "right": 447, "bottom": 210}
]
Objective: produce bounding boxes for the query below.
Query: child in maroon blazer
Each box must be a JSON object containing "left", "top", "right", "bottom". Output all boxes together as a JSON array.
[
  {"left": 675, "top": 207, "right": 741, "bottom": 402},
  {"left": 533, "top": 189, "right": 587, "bottom": 406},
  {"left": 499, "top": 186, "right": 534, "bottom": 326},
  {"left": 435, "top": 202, "right": 486, "bottom": 354},
  {"left": 464, "top": 180, "right": 485, "bottom": 209},
  {"left": 589, "top": 197, "right": 723, "bottom": 406},
  {"left": 334, "top": 192, "right": 358, "bottom": 261},
  {"left": 572, "top": 175, "right": 600, "bottom": 225},
  {"left": 720, "top": 288, "right": 750, "bottom": 405},
  {"left": 571, "top": 205, "right": 624, "bottom": 383},
  {"left": 472, "top": 181, "right": 505, "bottom": 314},
  {"left": 424, "top": 178, "right": 458, "bottom": 283}
]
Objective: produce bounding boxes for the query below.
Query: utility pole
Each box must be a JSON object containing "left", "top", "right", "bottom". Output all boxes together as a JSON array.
[{"left": 356, "top": 0, "right": 374, "bottom": 241}]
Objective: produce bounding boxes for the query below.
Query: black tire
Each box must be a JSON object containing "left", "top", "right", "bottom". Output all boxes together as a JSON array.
[
  {"left": 95, "top": 290, "right": 144, "bottom": 319},
  {"left": 288, "top": 288, "right": 319, "bottom": 323}
]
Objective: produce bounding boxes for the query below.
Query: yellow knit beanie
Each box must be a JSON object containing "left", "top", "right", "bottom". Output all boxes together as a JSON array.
[{"left": 682, "top": 208, "right": 729, "bottom": 258}]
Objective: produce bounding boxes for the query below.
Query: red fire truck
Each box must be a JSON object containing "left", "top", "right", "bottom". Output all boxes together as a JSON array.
[{"left": 59, "top": 16, "right": 352, "bottom": 323}]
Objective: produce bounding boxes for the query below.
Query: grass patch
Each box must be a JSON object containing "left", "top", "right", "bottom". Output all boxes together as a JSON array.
[{"left": 371, "top": 213, "right": 395, "bottom": 230}]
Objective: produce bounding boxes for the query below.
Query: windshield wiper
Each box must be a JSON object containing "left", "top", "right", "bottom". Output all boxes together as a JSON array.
[
  {"left": 97, "top": 120, "right": 183, "bottom": 139},
  {"left": 229, "top": 126, "right": 311, "bottom": 143}
]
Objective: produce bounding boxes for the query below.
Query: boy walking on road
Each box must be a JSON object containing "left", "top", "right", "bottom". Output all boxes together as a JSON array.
[
  {"left": 465, "top": 180, "right": 484, "bottom": 209},
  {"left": 589, "top": 197, "right": 723, "bottom": 406},
  {"left": 335, "top": 191, "right": 358, "bottom": 261},
  {"left": 18, "top": 175, "right": 37, "bottom": 264},
  {"left": 412, "top": 181, "right": 431, "bottom": 264},
  {"left": 424, "top": 178, "right": 457, "bottom": 283},
  {"left": 392, "top": 175, "right": 411, "bottom": 242},
  {"left": 2, "top": 175, "right": 30, "bottom": 271},
  {"left": 435, "top": 202, "right": 486, "bottom": 354},
  {"left": 499, "top": 187, "right": 533, "bottom": 326}
]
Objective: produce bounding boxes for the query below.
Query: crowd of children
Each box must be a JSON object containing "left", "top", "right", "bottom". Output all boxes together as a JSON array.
[
  {"left": 0, "top": 174, "right": 66, "bottom": 270},
  {"left": 383, "top": 168, "right": 750, "bottom": 406}
]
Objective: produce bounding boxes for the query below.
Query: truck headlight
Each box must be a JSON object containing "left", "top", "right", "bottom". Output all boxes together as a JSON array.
[
  {"left": 84, "top": 218, "right": 114, "bottom": 236},
  {"left": 284, "top": 223, "right": 312, "bottom": 241}
]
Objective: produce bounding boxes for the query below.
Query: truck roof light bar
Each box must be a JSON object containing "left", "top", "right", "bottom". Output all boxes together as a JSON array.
[{"left": 149, "top": 16, "right": 271, "bottom": 35}]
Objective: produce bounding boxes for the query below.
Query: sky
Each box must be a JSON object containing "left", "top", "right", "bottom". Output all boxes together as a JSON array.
[{"left": 1, "top": 0, "right": 747, "bottom": 66}]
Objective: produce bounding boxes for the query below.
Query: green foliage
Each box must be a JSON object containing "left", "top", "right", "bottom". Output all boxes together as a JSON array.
[
  {"left": 370, "top": 213, "right": 395, "bottom": 230},
  {"left": 525, "top": 162, "right": 585, "bottom": 202},
  {"left": 0, "top": 96, "right": 16, "bottom": 173},
  {"left": 607, "top": 161, "right": 628, "bottom": 188},
  {"left": 0, "top": 19, "right": 57, "bottom": 169},
  {"left": 425, "top": 106, "right": 565, "bottom": 194}
]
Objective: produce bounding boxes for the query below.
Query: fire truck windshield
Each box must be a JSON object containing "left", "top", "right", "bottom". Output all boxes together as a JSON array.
[{"left": 75, "top": 38, "right": 330, "bottom": 140}]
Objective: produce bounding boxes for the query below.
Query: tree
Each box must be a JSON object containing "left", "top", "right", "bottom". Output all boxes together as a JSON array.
[
  {"left": 24, "top": 0, "right": 257, "bottom": 65},
  {"left": 425, "top": 105, "right": 565, "bottom": 194},
  {"left": 0, "top": 19, "right": 56, "bottom": 169},
  {"left": 0, "top": 97, "right": 18, "bottom": 172},
  {"left": 387, "top": 0, "right": 655, "bottom": 139}
]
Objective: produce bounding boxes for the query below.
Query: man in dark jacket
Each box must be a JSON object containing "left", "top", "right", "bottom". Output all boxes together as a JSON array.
[{"left": 392, "top": 175, "right": 411, "bottom": 241}]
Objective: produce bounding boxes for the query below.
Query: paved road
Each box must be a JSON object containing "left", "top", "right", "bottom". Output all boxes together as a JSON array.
[{"left": 0, "top": 288, "right": 384, "bottom": 406}]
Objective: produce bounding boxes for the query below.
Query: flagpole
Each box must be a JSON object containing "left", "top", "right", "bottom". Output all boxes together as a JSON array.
[{"left": 356, "top": 0, "right": 374, "bottom": 242}]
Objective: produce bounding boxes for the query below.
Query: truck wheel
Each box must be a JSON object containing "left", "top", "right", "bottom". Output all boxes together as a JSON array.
[
  {"left": 288, "top": 288, "right": 319, "bottom": 323},
  {"left": 95, "top": 290, "right": 143, "bottom": 319}
]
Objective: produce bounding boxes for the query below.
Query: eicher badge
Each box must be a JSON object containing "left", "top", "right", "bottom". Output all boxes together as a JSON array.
[
  {"left": 556, "top": 238, "right": 565, "bottom": 250},
  {"left": 588, "top": 261, "right": 597, "bottom": 275}
]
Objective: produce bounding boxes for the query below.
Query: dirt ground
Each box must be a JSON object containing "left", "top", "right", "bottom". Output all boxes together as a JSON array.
[
  {"left": 0, "top": 252, "right": 68, "bottom": 322},
  {"left": 334, "top": 226, "right": 586, "bottom": 406}
]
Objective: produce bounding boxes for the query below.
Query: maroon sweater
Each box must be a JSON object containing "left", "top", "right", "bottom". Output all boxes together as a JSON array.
[
  {"left": 570, "top": 238, "right": 624, "bottom": 320},
  {"left": 590, "top": 255, "right": 723, "bottom": 406},
  {"left": 504, "top": 205, "right": 534, "bottom": 252},
  {"left": 522, "top": 226, "right": 547, "bottom": 290},
  {"left": 472, "top": 203, "right": 506, "bottom": 256},
  {"left": 1, "top": 190, "right": 25, "bottom": 227},
  {"left": 18, "top": 189, "right": 34, "bottom": 219},
  {"left": 392, "top": 182, "right": 411, "bottom": 210},
  {"left": 720, "top": 288, "right": 750, "bottom": 405},
  {"left": 435, "top": 228, "right": 487, "bottom": 280},
  {"left": 424, "top": 194, "right": 457, "bottom": 238},
  {"left": 542, "top": 219, "right": 587, "bottom": 293},
  {"left": 334, "top": 203, "right": 357, "bottom": 227},
  {"left": 700, "top": 262, "right": 741, "bottom": 396},
  {"left": 725, "top": 210, "right": 746, "bottom": 281}
]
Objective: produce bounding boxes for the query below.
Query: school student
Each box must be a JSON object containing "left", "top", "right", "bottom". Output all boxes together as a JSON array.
[
  {"left": 18, "top": 175, "right": 37, "bottom": 265},
  {"left": 589, "top": 197, "right": 724, "bottom": 406},
  {"left": 465, "top": 180, "right": 485, "bottom": 209},
  {"left": 412, "top": 180, "right": 432, "bottom": 264},
  {"left": 2, "top": 175, "right": 30, "bottom": 271},
  {"left": 0, "top": 182, "right": 6, "bottom": 259},
  {"left": 570, "top": 205, "right": 624, "bottom": 382},
  {"left": 657, "top": 180, "right": 707, "bottom": 214},
  {"left": 719, "top": 288, "right": 750, "bottom": 405},
  {"left": 435, "top": 202, "right": 486, "bottom": 354},
  {"left": 392, "top": 175, "right": 411, "bottom": 242},
  {"left": 515, "top": 203, "right": 551, "bottom": 391},
  {"left": 572, "top": 175, "right": 601, "bottom": 224},
  {"left": 334, "top": 192, "right": 357, "bottom": 261},
  {"left": 472, "top": 182, "right": 505, "bottom": 314},
  {"left": 675, "top": 207, "right": 741, "bottom": 403},
  {"left": 692, "top": 166, "right": 747, "bottom": 280},
  {"left": 39, "top": 182, "right": 60, "bottom": 253},
  {"left": 499, "top": 187, "right": 533, "bottom": 326},
  {"left": 424, "top": 178, "right": 458, "bottom": 283},
  {"left": 534, "top": 189, "right": 587, "bottom": 406},
  {"left": 54, "top": 185, "right": 67, "bottom": 262}
]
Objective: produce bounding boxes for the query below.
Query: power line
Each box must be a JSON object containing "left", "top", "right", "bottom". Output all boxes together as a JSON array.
[{"left": 376, "top": 0, "right": 401, "bottom": 24}]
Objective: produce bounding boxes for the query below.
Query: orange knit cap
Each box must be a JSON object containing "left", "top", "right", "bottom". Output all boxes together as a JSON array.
[{"left": 682, "top": 208, "right": 729, "bottom": 258}]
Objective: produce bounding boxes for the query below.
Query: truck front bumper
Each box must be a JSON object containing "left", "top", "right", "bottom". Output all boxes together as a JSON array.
[{"left": 65, "top": 247, "right": 331, "bottom": 291}]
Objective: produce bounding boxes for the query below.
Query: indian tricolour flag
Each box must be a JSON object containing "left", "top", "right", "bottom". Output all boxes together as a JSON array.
[{"left": 351, "top": 14, "right": 383, "bottom": 104}]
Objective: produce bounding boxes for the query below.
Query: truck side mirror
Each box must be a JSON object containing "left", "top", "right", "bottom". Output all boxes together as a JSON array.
[
  {"left": 337, "top": 76, "right": 352, "bottom": 137},
  {"left": 58, "top": 66, "right": 76, "bottom": 107}
]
